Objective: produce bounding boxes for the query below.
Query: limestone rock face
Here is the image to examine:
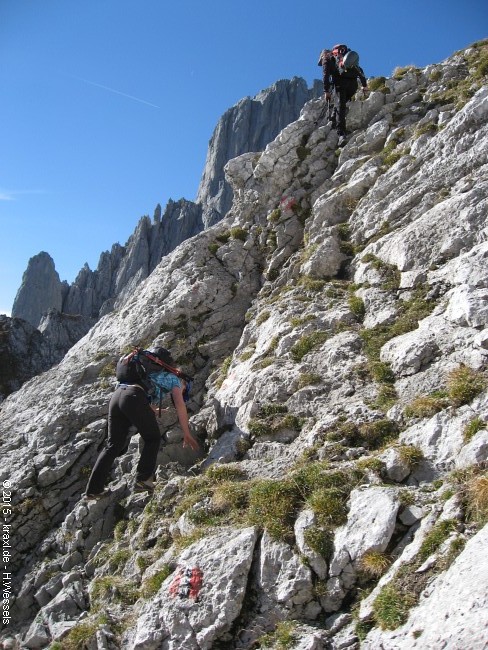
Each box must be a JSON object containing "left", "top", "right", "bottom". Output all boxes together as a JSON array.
[
  {"left": 126, "top": 527, "right": 258, "bottom": 650},
  {"left": 1, "top": 42, "right": 488, "bottom": 650},
  {"left": 196, "top": 77, "right": 322, "bottom": 226},
  {"left": 361, "top": 524, "right": 488, "bottom": 649},
  {"left": 38, "top": 309, "right": 94, "bottom": 364},
  {"left": 323, "top": 487, "right": 399, "bottom": 612},
  {"left": 0, "top": 315, "right": 50, "bottom": 401}
]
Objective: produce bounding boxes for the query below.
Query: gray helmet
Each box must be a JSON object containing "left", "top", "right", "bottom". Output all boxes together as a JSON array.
[{"left": 343, "top": 50, "right": 359, "bottom": 69}]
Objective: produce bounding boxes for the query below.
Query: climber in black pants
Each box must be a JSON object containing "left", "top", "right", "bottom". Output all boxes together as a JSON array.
[
  {"left": 85, "top": 384, "right": 162, "bottom": 496},
  {"left": 318, "top": 44, "right": 368, "bottom": 146},
  {"left": 85, "top": 346, "right": 199, "bottom": 498}
]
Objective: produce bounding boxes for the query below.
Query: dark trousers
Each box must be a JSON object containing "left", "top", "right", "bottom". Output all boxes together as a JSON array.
[
  {"left": 86, "top": 385, "right": 161, "bottom": 494},
  {"left": 334, "top": 80, "right": 358, "bottom": 135}
]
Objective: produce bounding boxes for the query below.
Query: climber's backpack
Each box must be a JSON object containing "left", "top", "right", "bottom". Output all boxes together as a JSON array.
[
  {"left": 116, "top": 347, "right": 193, "bottom": 402},
  {"left": 330, "top": 44, "right": 360, "bottom": 73},
  {"left": 342, "top": 50, "right": 360, "bottom": 70}
]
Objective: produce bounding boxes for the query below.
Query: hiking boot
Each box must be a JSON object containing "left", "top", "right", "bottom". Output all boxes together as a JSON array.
[
  {"left": 84, "top": 489, "right": 110, "bottom": 500},
  {"left": 134, "top": 479, "right": 155, "bottom": 494}
]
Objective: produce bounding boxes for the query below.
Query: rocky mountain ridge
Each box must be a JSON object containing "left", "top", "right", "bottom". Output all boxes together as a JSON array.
[
  {"left": 12, "top": 200, "right": 204, "bottom": 332},
  {"left": 11, "top": 78, "right": 320, "bottom": 329},
  {"left": 1, "top": 41, "right": 488, "bottom": 649}
]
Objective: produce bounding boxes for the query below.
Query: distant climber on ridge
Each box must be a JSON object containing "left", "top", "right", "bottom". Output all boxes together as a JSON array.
[
  {"left": 85, "top": 346, "right": 200, "bottom": 499},
  {"left": 318, "top": 44, "right": 368, "bottom": 146}
]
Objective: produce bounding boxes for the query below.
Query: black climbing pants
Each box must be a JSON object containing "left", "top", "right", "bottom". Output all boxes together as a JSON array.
[
  {"left": 86, "top": 385, "right": 161, "bottom": 494},
  {"left": 333, "top": 79, "right": 358, "bottom": 136}
]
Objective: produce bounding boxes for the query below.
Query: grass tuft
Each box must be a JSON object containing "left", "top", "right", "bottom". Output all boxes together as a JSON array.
[
  {"left": 303, "top": 526, "right": 334, "bottom": 559},
  {"left": 291, "top": 331, "right": 328, "bottom": 362},
  {"left": 256, "top": 310, "right": 271, "bottom": 325},
  {"left": 418, "top": 519, "right": 458, "bottom": 561},
  {"left": 307, "top": 487, "right": 349, "bottom": 527},
  {"left": 368, "top": 76, "right": 389, "bottom": 93},
  {"left": 297, "top": 372, "right": 322, "bottom": 389},
  {"left": 259, "top": 620, "right": 298, "bottom": 649},
  {"left": 404, "top": 393, "right": 449, "bottom": 418},
  {"left": 216, "top": 356, "right": 232, "bottom": 388},
  {"left": 373, "top": 583, "right": 417, "bottom": 630},
  {"left": 359, "top": 550, "right": 391, "bottom": 578},
  {"left": 230, "top": 226, "right": 247, "bottom": 241},
  {"left": 356, "top": 456, "right": 385, "bottom": 474},
  {"left": 348, "top": 295, "right": 366, "bottom": 321},
  {"left": 248, "top": 403, "right": 302, "bottom": 439},
  {"left": 447, "top": 365, "right": 487, "bottom": 406},
  {"left": 204, "top": 464, "right": 246, "bottom": 483},
  {"left": 55, "top": 620, "right": 99, "bottom": 650},
  {"left": 248, "top": 479, "right": 300, "bottom": 541},
  {"left": 90, "top": 576, "right": 139, "bottom": 610},
  {"left": 465, "top": 473, "right": 488, "bottom": 526},
  {"left": 463, "top": 416, "right": 486, "bottom": 443},
  {"left": 212, "top": 480, "right": 250, "bottom": 513},
  {"left": 358, "top": 419, "right": 399, "bottom": 450},
  {"left": 397, "top": 445, "right": 424, "bottom": 469},
  {"left": 139, "top": 566, "right": 173, "bottom": 599}
]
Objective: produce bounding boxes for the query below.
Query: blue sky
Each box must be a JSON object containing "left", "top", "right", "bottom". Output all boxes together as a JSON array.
[{"left": 1, "top": 0, "right": 487, "bottom": 316}]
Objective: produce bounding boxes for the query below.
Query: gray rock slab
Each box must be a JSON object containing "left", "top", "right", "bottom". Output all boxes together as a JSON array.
[
  {"left": 126, "top": 527, "right": 258, "bottom": 650},
  {"left": 362, "top": 524, "right": 488, "bottom": 649}
]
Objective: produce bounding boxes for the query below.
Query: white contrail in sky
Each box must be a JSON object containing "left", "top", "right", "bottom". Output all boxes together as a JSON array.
[
  {"left": 0, "top": 189, "right": 48, "bottom": 201},
  {"left": 72, "top": 75, "right": 160, "bottom": 108}
]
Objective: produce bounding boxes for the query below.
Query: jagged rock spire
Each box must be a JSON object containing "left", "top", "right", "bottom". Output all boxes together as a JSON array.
[{"left": 11, "top": 251, "right": 65, "bottom": 328}]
